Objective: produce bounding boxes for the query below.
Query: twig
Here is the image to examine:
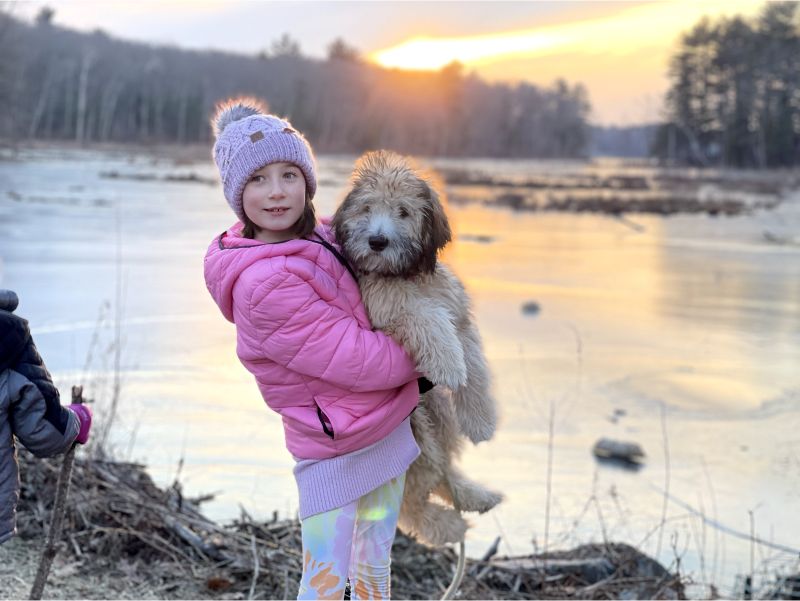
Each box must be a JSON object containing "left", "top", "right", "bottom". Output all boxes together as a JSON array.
[
  {"left": 163, "top": 516, "right": 227, "bottom": 562},
  {"left": 248, "top": 532, "right": 259, "bottom": 600},
  {"left": 29, "top": 386, "right": 84, "bottom": 599},
  {"left": 469, "top": 536, "right": 501, "bottom": 578},
  {"left": 655, "top": 401, "right": 670, "bottom": 560},
  {"left": 749, "top": 509, "right": 755, "bottom": 598},
  {"left": 695, "top": 492, "right": 708, "bottom": 586},
  {"left": 701, "top": 458, "right": 721, "bottom": 588},
  {"left": 575, "top": 573, "right": 617, "bottom": 596},
  {"left": 98, "top": 206, "right": 125, "bottom": 452},
  {"left": 543, "top": 396, "right": 556, "bottom": 590},
  {"left": 590, "top": 468, "right": 609, "bottom": 546},
  {"left": 645, "top": 483, "right": 799, "bottom": 555}
]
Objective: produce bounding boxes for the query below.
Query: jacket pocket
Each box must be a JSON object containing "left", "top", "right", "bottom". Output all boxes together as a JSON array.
[{"left": 314, "top": 402, "right": 335, "bottom": 439}]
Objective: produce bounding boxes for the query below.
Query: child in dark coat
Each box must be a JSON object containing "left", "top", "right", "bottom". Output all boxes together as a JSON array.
[{"left": 0, "top": 289, "right": 92, "bottom": 544}]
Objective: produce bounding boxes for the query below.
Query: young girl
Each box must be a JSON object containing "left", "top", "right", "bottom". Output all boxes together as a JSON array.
[{"left": 203, "top": 98, "right": 422, "bottom": 600}]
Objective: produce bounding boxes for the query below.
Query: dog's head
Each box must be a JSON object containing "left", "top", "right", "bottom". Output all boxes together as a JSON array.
[{"left": 332, "top": 150, "right": 451, "bottom": 277}]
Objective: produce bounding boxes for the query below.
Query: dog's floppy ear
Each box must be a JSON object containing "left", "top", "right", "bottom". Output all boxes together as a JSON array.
[
  {"left": 419, "top": 177, "right": 451, "bottom": 274},
  {"left": 331, "top": 189, "right": 357, "bottom": 245}
]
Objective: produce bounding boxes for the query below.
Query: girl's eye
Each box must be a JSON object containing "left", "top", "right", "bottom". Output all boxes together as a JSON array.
[
  {"left": 283, "top": 171, "right": 298, "bottom": 180},
  {"left": 251, "top": 175, "right": 265, "bottom": 183},
  {"left": 398, "top": 207, "right": 409, "bottom": 218}
]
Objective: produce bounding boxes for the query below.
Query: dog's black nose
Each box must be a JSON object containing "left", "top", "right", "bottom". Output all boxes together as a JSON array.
[{"left": 368, "top": 235, "right": 389, "bottom": 251}]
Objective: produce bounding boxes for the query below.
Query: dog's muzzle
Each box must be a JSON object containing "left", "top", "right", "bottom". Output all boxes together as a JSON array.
[{"left": 368, "top": 234, "right": 389, "bottom": 251}]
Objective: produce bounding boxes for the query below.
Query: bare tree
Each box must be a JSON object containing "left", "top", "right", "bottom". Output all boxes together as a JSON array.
[
  {"left": 75, "top": 47, "right": 95, "bottom": 144},
  {"left": 269, "top": 33, "right": 301, "bottom": 58},
  {"left": 34, "top": 6, "right": 54, "bottom": 27},
  {"left": 327, "top": 38, "right": 360, "bottom": 62}
]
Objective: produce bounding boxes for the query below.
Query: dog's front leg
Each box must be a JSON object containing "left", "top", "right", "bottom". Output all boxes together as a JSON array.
[{"left": 384, "top": 300, "right": 467, "bottom": 390}]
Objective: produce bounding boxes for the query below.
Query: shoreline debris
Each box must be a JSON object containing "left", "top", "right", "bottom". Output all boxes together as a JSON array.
[
  {"left": 14, "top": 446, "right": 683, "bottom": 599},
  {"left": 99, "top": 170, "right": 217, "bottom": 186}
]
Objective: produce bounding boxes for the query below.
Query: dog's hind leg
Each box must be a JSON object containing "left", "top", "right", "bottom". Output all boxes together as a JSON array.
[
  {"left": 401, "top": 401, "right": 470, "bottom": 546},
  {"left": 421, "top": 389, "right": 502, "bottom": 513},
  {"left": 452, "top": 321, "right": 498, "bottom": 443},
  {"left": 434, "top": 466, "right": 503, "bottom": 514}
]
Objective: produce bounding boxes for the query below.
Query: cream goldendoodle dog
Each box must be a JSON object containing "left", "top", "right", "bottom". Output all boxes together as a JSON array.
[{"left": 332, "top": 150, "right": 502, "bottom": 545}]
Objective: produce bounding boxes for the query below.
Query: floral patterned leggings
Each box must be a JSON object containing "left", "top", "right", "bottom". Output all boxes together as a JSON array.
[{"left": 297, "top": 474, "right": 405, "bottom": 600}]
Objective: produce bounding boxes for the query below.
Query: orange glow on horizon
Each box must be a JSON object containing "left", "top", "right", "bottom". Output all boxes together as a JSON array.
[
  {"left": 372, "top": 30, "right": 571, "bottom": 71},
  {"left": 369, "top": 1, "right": 763, "bottom": 73}
]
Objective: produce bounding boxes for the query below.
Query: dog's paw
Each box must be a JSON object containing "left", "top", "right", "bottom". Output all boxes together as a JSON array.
[
  {"left": 442, "top": 476, "right": 504, "bottom": 514},
  {"left": 456, "top": 407, "right": 497, "bottom": 444},
  {"left": 463, "top": 419, "right": 496, "bottom": 444},
  {"left": 423, "top": 353, "right": 467, "bottom": 391},
  {"left": 471, "top": 489, "right": 504, "bottom": 514}
]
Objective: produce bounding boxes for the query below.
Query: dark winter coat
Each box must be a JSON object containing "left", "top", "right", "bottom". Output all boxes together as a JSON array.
[{"left": 0, "top": 292, "right": 78, "bottom": 544}]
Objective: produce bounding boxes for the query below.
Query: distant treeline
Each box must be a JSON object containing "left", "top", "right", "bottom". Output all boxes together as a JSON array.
[
  {"left": 0, "top": 9, "right": 590, "bottom": 158},
  {"left": 654, "top": 2, "right": 800, "bottom": 168},
  {"left": 590, "top": 125, "right": 658, "bottom": 159}
]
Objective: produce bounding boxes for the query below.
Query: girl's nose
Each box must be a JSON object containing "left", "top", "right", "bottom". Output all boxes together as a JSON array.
[{"left": 267, "top": 179, "right": 285, "bottom": 198}]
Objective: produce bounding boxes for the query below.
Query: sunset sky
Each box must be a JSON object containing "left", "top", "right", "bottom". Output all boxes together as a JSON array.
[{"left": 12, "top": 1, "right": 765, "bottom": 125}]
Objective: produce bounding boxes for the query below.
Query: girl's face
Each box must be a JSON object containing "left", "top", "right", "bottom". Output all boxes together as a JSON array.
[{"left": 242, "top": 162, "right": 306, "bottom": 243}]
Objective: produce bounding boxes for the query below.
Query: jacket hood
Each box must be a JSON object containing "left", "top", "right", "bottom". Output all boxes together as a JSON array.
[
  {"left": 204, "top": 220, "right": 336, "bottom": 323},
  {"left": 0, "top": 311, "right": 30, "bottom": 372}
]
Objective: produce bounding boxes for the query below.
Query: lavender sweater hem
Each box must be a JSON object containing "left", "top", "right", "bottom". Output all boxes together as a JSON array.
[{"left": 293, "top": 416, "right": 419, "bottom": 520}]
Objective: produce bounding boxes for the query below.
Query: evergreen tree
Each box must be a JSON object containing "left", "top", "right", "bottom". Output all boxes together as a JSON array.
[{"left": 654, "top": 2, "right": 800, "bottom": 167}]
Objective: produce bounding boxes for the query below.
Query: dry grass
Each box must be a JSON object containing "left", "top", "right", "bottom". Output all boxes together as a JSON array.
[{"left": 7, "top": 448, "right": 688, "bottom": 600}]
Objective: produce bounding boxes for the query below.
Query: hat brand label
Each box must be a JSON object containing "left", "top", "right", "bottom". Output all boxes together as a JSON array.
[{"left": 250, "top": 131, "right": 265, "bottom": 142}]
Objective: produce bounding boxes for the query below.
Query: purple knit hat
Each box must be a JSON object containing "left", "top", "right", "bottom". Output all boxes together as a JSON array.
[{"left": 212, "top": 98, "right": 317, "bottom": 222}]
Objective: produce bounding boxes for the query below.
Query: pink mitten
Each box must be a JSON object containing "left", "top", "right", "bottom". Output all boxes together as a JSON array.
[{"left": 68, "top": 404, "right": 93, "bottom": 445}]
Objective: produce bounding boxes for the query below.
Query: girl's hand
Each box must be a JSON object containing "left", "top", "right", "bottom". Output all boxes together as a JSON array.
[{"left": 68, "top": 404, "right": 92, "bottom": 445}]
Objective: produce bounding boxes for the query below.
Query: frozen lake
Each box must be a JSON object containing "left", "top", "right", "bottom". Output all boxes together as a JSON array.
[{"left": 1, "top": 146, "right": 799, "bottom": 596}]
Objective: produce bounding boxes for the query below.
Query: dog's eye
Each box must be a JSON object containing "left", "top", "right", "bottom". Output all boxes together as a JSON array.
[
  {"left": 363, "top": 205, "right": 371, "bottom": 214},
  {"left": 398, "top": 207, "right": 409, "bottom": 218}
]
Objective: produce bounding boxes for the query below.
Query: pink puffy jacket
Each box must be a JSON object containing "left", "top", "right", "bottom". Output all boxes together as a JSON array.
[{"left": 204, "top": 221, "right": 420, "bottom": 460}]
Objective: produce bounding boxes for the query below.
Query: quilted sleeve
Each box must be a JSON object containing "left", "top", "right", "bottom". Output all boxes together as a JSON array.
[
  {"left": 248, "top": 271, "right": 418, "bottom": 392},
  {"left": 7, "top": 370, "right": 79, "bottom": 457}
]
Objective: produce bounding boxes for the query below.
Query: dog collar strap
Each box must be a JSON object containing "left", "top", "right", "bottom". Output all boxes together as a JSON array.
[{"left": 304, "top": 236, "right": 359, "bottom": 283}]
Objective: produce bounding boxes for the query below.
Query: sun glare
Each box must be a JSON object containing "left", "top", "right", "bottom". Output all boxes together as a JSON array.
[
  {"left": 372, "top": 31, "right": 570, "bottom": 71},
  {"left": 369, "top": 0, "right": 763, "bottom": 72}
]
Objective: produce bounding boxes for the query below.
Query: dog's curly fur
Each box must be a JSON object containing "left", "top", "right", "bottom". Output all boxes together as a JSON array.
[{"left": 333, "top": 150, "right": 502, "bottom": 545}]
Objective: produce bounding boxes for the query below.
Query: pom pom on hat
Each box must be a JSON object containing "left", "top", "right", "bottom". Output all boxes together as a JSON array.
[
  {"left": 0, "top": 289, "right": 19, "bottom": 312},
  {"left": 211, "top": 96, "right": 317, "bottom": 222},
  {"left": 212, "top": 96, "right": 267, "bottom": 137}
]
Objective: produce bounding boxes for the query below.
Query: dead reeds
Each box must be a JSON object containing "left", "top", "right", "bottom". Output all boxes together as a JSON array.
[{"left": 15, "top": 446, "right": 687, "bottom": 600}]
